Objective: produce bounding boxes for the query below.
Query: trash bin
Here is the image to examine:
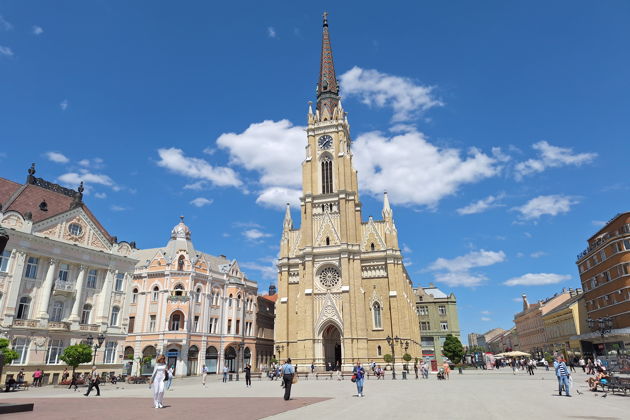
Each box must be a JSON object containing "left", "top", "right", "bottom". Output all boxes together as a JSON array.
[
  {"left": 229, "top": 373, "right": 233, "bottom": 381},
  {"left": 402, "top": 371, "right": 407, "bottom": 380},
  {"left": 458, "top": 367, "right": 463, "bottom": 374}
]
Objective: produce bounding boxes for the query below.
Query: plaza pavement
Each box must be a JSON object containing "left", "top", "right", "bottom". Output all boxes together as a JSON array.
[{"left": 1, "top": 368, "right": 628, "bottom": 419}]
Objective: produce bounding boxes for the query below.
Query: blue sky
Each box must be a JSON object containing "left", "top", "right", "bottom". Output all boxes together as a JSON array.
[{"left": 1, "top": 1, "right": 629, "bottom": 341}]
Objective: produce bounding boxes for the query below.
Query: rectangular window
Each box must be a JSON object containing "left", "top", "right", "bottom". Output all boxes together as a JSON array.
[
  {"left": 86, "top": 269, "right": 98, "bottom": 288},
  {"left": 58, "top": 264, "right": 69, "bottom": 282},
  {"left": 103, "top": 342, "right": 116, "bottom": 364},
  {"left": 0, "top": 251, "right": 10, "bottom": 272},
  {"left": 149, "top": 315, "right": 156, "bottom": 332},
  {"left": 599, "top": 250, "right": 607, "bottom": 262},
  {"left": 227, "top": 319, "right": 232, "bottom": 333},
  {"left": 418, "top": 306, "right": 428, "bottom": 316},
  {"left": 590, "top": 278, "right": 597, "bottom": 289},
  {"left": 438, "top": 305, "right": 447, "bottom": 315},
  {"left": 114, "top": 273, "right": 124, "bottom": 292},
  {"left": 46, "top": 339, "right": 64, "bottom": 364},
  {"left": 11, "top": 338, "right": 29, "bottom": 365},
  {"left": 24, "top": 257, "right": 39, "bottom": 279},
  {"left": 440, "top": 321, "right": 449, "bottom": 331},
  {"left": 236, "top": 320, "right": 240, "bottom": 335},
  {"left": 420, "top": 321, "right": 430, "bottom": 331},
  {"left": 128, "top": 316, "right": 135, "bottom": 334},
  {"left": 603, "top": 271, "right": 611, "bottom": 282},
  {"left": 586, "top": 260, "right": 591, "bottom": 269},
  {"left": 81, "top": 305, "right": 91, "bottom": 324},
  {"left": 194, "top": 316, "right": 199, "bottom": 332},
  {"left": 624, "top": 239, "right": 630, "bottom": 251},
  {"left": 593, "top": 255, "right": 599, "bottom": 265}
]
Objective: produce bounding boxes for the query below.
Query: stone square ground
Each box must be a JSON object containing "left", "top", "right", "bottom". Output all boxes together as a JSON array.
[{"left": 1, "top": 368, "right": 627, "bottom": 419}]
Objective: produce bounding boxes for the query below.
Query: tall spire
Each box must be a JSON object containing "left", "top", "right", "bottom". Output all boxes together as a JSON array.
[{"left": 316, "top": 11, "right": 340, "bottom": 119}]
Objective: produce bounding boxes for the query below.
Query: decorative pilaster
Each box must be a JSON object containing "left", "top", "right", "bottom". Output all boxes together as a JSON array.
[
  {"left": 37, "top": 258, "right": 58, "bottom": 319},
  {"left": 3, "top": 250, "right": 27, "bottom": 323},
  {"left": 98, "top": 268, "right": 115, "bottom": 324},
  {"left": 69, "top": 265, "right": 87, "bottom": 323}
]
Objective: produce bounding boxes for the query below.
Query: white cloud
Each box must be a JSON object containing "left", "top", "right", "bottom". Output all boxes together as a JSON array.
[
  {"left": 457, "top": 194, "right": 504, "bottom": 215},
  {"left": 512, "top": 297, "right": 523, "bottom": 302},
  {"left": 32, "top": 25, "right": 43, "bottom": 35},
  {"left": 0, "top": 46, "right": 13, "bottom": 57},
  {"left": 340, "top": 66, "right": 442, "bottom": 122},
  {"left": 427, "top": 249, "right": 506, "bottom": 288},
  {"left": 353, "top": 129, "right": 502, "bottom": 207},
  {"left": 0, "top": 15, "right": 12, "bottom": 31},
  {"left": 481, "top": 310, "right": 491, "bottom": 315},
  {"left": 190, "top": 197, "right": 213, "bottom": 207},
  {"left": 110, "top": 205, "right": 126, "bottom": 212},
  {"left": 515, "top": 141, "right": 597, "bottom": 180},
  {"left": 241, "top": 258, "right": 277, "bottom": 280},
  {"left": 58, "top": 170, "right": 118, "bottom": 191},
  {"left": 514, "top": 195, "right": 578, "bottom": 220},
  {"left": 481, "top": 317, "right": 491, "bottom": 322},
  {"left": 256, "top": 187, "right": 301, "bottom": 208},
  {"left": 45, "top": 151, "right": 69, "bottom": 164},
  {"left": 243, "top": 229, "right": 272, "bottom": 241},
  {"left": 183, "top": 181, "right": 207, "bottom": 191},
  {"left": 530, "top": 251, "right": 547, "bottom": 258},
  {"left": 592, "top": 220, "right": 606, "bottom": 227},
  {"left": 60, "top": 99, "right": 69, "bottom": 111},
  {"left": 402, "top": 243, "right": 412, "bottom": 254},
  {"left": 156, "top": 147, "right": 242, "bottom": 188},
  {"left": 267, "top": 26, "right": 277, "bottom": 38},
  {"left": 94, "top": 192, "right": 107, "bottom": 199},
  {"left": 503, "top": 273, "right": 571, "bottom": 287}
]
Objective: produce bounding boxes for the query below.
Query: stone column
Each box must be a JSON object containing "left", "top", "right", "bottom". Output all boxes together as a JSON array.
[
  {"left": 3, "top": 250, "right": 27, "bottom": 323},
  {"left": 37, "top": 258, "right": 58, "bottom": 319},
  {"left": 68, "top": 265, "right": 87, "bottom": 323},
  {"left": 231, "top": 300, "right": 237, "bottom": 334},
  {"left": 98, "top": 268, "right": 115, "bottom": 324}
]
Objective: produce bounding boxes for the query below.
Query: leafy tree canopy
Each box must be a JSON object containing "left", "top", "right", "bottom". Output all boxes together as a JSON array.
[
  {"left": 59, "top": 344, "right": 93, "bottom": 373},
  {"left": 383, "top": 354, "right": 393, "bottom": 364},
  {"left": 442, "top": 334, "right": 465, "bottom": 364},
  {"left": 402, "top": 353, "right": 412, "bottom": 362},
  {"left": 0, "top": 338, "right": 19, "bottom": 366}
]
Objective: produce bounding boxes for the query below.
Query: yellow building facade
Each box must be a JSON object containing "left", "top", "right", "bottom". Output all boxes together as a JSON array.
[
  {"left": 274, "top": 15, "right": 421, "bottom": 371},
  {"left": 542, "top": 290, "right": 587, "bottom": 356}
]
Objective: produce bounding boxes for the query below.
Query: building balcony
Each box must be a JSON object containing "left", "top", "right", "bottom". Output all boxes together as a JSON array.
[
  {"left": 12, "top": 319, "right": 40, "bottom": 328},
  {"left": 53, "top": 279, "right": 76, "bottom": 295},
  {"left": 48, "top": 321, "right": 71, "bottom": 331},
  {"left": 167, "top": 295, "right": 190, "bottom": 303},
  {"left": 79, "top": 324, "right": 101, "bottom": 332}
]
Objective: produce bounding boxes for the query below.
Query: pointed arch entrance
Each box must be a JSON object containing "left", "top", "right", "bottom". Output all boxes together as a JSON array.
[{"left": 322, "top": 324, "right": 342, "bottom": 370}]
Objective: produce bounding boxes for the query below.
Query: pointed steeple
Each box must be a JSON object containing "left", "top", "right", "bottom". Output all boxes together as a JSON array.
[
  {"left": 316, "top": 11, "right": 340, "bottom": 120},
  {"left": 283, "top": 203, "right": 293, "bottom": 230},
  {"left": 382, "top": 191, "right": 393, "bottom": 220}
]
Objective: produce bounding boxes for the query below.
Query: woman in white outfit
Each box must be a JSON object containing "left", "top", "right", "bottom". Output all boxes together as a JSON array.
[{"left": 150, "top": 354, "right": 167, "bottom": 409}]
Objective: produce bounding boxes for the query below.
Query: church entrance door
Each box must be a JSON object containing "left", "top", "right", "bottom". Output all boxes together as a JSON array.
[{"left": 322, "top": 324, "right": 342, "bottom": 370}]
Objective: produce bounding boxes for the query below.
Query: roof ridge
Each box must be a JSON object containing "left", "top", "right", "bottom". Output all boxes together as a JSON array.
[{"left": 2, "top": 183, "right": 28, "bottom": 211}]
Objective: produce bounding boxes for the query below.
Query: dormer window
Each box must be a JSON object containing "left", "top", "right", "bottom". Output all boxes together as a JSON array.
[
  {"left": 39, "top": 200, "right": 48, "bottom": 211},
  {"left": 69, "top": 223, "right": 82, "bottom": 236},
  {"left": 174, "top": 284, "right": 184, "bottom": 296}
]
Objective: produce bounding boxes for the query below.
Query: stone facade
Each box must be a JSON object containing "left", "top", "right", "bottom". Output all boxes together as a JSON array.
[
  {"left": 124, "top": 218, "right": 259, "bottom": 376},
  {"left": 0, "top": 166, "right": 137, "bottom": 384},
  {"left": 542, "top": 289, "right": 587, "bottom": 356},
  {"left": 274, "top": 16, "right": 421, "bottom": 371}
]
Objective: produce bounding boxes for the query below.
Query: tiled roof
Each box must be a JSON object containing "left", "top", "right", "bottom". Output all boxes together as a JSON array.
[{"left": 261, "top": 294, "right": 278, "bottom": 303}]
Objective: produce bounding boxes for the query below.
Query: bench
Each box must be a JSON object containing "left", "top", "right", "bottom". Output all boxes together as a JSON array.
[
  {"left": 249, "top": 372, "right": 263, "bottom": 381},
  {"left": 605, "top": 377, "right": 630, "bottom": 394},
  {"left": 315, "top": 372, "right": 334, "bottom": 380}
]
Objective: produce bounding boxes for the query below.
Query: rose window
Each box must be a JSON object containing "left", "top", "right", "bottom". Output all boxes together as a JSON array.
[{"left": 319, "top": 267, "right": 340, "bottom": 288}]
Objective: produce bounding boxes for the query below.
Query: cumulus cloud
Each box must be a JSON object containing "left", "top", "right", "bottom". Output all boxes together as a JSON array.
[
  {"left": 481, "top": 310, "right": 491, "bottom": 315},
  {"left": 0, "top": 46, "right": 13, "bottom": 57},
  {"left": 58, "top": 170, "right": 118, "bottom": 191},
  {"left": 241, "top": 257, "right": 277, "bottom": 280},
  {"left": 457, "top": 194, "right": 504, "bottom": 215},
  {"left": 481, "top": 317, "right": 491, "bottom": 322},
  {"left": 110, "top": 205, "right": 127, "bottom": 212},
  {"left": 45, "top": 151, "right": 70, "bottom": 164},
  {"left": 267, "top": 26, "right": 277, "bottom": 38},
  {"left": 60, "top": 99, "right": 69, "bottom": 111},
  {"left": 427, "top": 249, "right": 506, "bottom": 287},
  {"left": 503, "top": 273, "right": 571, "bottom": 287},
  {"left": 340, "top": 66, "right": 442, "bottom": 122},
  {"left": 256, "top": 187, "right": 301, "bottom": 208},
  {"left": 242, "top": 229, "right": 272, "bottom": 241},
  {"left": 94, "top": 192, "right": 107, "bottom": 199},
  {"left": 514, "top": 195, "right": 578, "bottom": 220},
  {"left": 530, "top": 251, "right": 547, "bottom": 258},
  {"left": 189, "top": 197, "right": 213, "bottom": 207},
  {"left": 32, "top": 25, "right": 43, "bottom": 35},
  {"left": 156, "top": 147, "right": 242, "bottom": 188},
  {"left": 515, "top": 141, "right": 596, "bottom": 180},
  {"left": 353, "top": 129, "right": 502, "bottom": 207}
]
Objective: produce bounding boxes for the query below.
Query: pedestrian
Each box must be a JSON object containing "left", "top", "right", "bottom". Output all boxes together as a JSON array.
[
  {"left": 579, "top": 357, "right": 585, "bottom": 372},
  {"left": 245, "top": 363, "right": 252, "bottom": 387},
  {"left": 62, "top": 368, "right": 69, "bottom": 383},
  {"left": 554, "top": 357, "right": 571, "bottom": 397},
  {"left": 223, "top": 365, "right": 229, "bottom": 383},
  {"left": 310, "top": 362, "right": 315, "bottom": 374},
  {"left": 281, "top": 358, "right": 295, "bottom": 400},
  {"left": 165, "top": 365, "right": 174, "bottom": 390},
  {"left": 16, "top": 369, "right": 25, "bottom": 387},
  {"left": 84, "top": 372, "right": 101, "bottom": 397},
  {"left": 150, "top": 354, "right": 167, "bottom": 408},
  {"left": 202, "top": 365, "right": 208, "bottom": 387},
  {"left": 32, "top": 369, "right": 42, "bottom": 387},
  {"left": 414, "top": 362, "right": 418, "bottom": 379},
  {"left": 68, "top": 373, "right": 78, "bottom": 391},
  {"left": 442, "top": 362, "right": 450, "bottom": 380},
  {"left": 352, "top": 362, "right": 365, "bottom": 397},
  {"left": 326, "top": 362, "right": 331, "bottom": 371}
]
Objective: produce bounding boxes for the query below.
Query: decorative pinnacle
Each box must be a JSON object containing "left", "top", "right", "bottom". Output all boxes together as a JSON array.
[
  {"left": 323, "top": 11, "right": 328, "bottom": 27},
  {"left": 180, "top": 215, "right": 185, "bottom": 222}
]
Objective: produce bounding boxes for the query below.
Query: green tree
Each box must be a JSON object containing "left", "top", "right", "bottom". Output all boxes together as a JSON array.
[
  {"left": 0, "top": 338, "right": 19, "bottom": 366},
  {"left": 383, "top": 354, "right": 393, "bottom": 364},
  {"left": 59, "top": 344, "right": 93, "bottom": 376},
  {"left": 402, "top": 353, "right": 412, "bottom": 362},
  {"left": 442, "top": 334, "right": 465, "bottom": 364}
]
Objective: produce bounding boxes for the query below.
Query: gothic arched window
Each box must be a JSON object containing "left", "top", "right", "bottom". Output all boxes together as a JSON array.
[
  {"left": 373, "top": 302, "right": 382, "bottom": 329},
  {"left": 178, "top": 255, "right": 185, "bottom": 271},
  {"left": 370, "top": 243, "right": 375, "bottom": 251},
  {"left": 321, "top": 156, "right": 333, "bottom": 194}
]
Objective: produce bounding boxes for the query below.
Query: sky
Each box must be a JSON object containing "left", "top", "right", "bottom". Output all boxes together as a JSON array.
[{"left": 1, "top": 1, "right": 629, "bottom": 342}]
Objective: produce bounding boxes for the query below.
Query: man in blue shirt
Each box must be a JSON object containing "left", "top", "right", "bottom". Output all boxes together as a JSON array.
[
  {"left": 282, "top": 358, "right": 295, "bottom": 400},
  {"left": 554, "top": 356, "right": 571, "bottom": 397}
]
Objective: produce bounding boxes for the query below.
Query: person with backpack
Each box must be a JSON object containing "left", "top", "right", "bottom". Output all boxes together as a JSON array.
[
  {"left": 352, "top": 362, "right": 366, "bottom": 397},
  {"left": 281, "top": 358, "right": 295, "bottom": 400}
]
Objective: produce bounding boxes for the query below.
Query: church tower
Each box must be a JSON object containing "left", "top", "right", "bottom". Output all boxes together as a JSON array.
[{"left": 275, "top": 13, "right": 421, "bottom": 370}]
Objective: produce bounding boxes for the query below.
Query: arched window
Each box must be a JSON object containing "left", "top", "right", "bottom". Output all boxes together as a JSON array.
[
  {"left": 169, "top": 311, "right": 183, "bottom": 330},
  {"left": 152, "top": 286, "right": 159, "bottom": 301},
  {"left": 50, "top": 301, "right": 64, "bottom": 322},
  {"left": 237, "top": 294, "right": 241, "bottom": 309},
  {"left": 178, "top": 255, "right": 185, "bottom": 271},
  {"left": 132, "top": 288, "right": 138, "bottom": 303},
  {"left": 326, "top": 237, "right": 330, "bottom": 246},
  {"left": 195, "top": 287, "right": 202, "bottom": 303},
  {"left": 17, "top": 297, "right": 31, "bottom": 320},
  {"left": 370, "top": 243, "right": 375, "bottom": 251},
  {"left": 377, "top": 345, "right": 382, "bottom": 356},
  {"left": 174, "top": 284, "right": 184, "bottom": 296},
  {"left": 321, "top": 155, "right": 333, "bottom": 194},
  {"left": 81, "top": 304, "right": 92, "bottom": 324},
  {"left": 110, "top": 306, "right": 120, "bottom": 326},
  {"left": 373, "top": 302, "right": 382, "bottom": 329},
  {"left": 228, "top": 294, "right": 233, "bottom": 307}
]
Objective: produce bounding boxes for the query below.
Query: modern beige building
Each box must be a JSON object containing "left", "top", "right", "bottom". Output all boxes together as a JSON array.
[
  {"left": 414, "top": 284, "right": 460, "bottom": 368},
  {"left": 125, "top": 218, "right": 259, "bottom": 376},
  {"left": 542, "top": 289, "right": 586, "bottom": 356},
  {"left": 0, "top": 165, "right": 137, "bottom": 384},
  {"left": 275, "top": 15, "right": 421, "bottom": 371}
]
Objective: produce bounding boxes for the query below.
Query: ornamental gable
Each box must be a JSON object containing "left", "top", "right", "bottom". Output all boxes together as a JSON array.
[{"left": 32, "top": 207, "right": 112, "bottom": 252}]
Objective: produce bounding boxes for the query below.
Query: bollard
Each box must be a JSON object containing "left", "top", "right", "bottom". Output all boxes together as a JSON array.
[
  {"left": 402, "top": 371, "right": 407, "bottom": 380},
  {"left": 229, "top": 373, "right": 233, "bottom": 381}
]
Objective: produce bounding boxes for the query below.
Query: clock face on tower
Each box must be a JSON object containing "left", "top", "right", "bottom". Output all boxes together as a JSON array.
[{"left": 318, "top": 135, "right": 333, "bottom": 150}]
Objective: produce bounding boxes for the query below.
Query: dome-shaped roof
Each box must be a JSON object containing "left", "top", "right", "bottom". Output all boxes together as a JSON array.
[{"left": 171, "top": 216, "right": 191, "bottom": 240}]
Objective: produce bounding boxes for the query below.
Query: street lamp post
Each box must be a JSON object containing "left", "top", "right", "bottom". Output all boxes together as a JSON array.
[
  {"left": 386, "top": 335, "right": 399, "bottom": 380},
  {"left": 86, "top": 333, "right": 105, "bottom": 367},
  {"left": 236, "top": 343, "right": 243, "bottom": 381}
]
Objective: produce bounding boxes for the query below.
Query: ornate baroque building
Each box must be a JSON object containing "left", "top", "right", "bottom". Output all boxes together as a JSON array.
[
  {"left": 0, "top": 165, "right": 137, "bottom": 384},
  {"left": 275, "top": 15, "right": 421, "bottom": 370},
  {"left": 125, "top": 218, "right": 259, "bottom": 376}
]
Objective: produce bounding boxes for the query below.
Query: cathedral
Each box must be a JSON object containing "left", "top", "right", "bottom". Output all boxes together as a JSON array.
[{"left": 275, "top": 14, "right": 421, "bottom": 371}]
